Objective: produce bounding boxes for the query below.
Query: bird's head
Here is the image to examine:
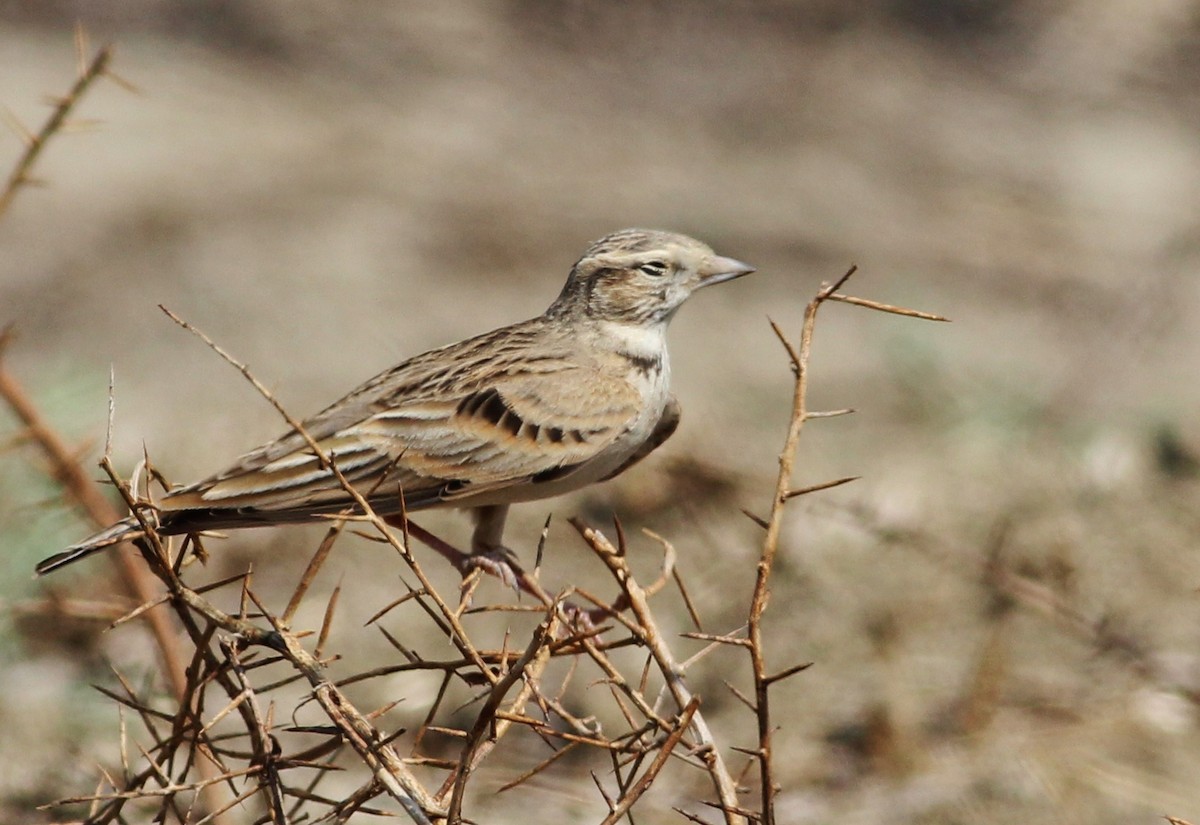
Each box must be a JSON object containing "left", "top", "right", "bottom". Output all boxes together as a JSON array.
[{"left": 548, "top": 229, "right": 754, "bottom": 325}]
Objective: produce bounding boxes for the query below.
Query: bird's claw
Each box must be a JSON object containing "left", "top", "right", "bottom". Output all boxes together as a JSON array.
[{"left": 461, "top": 544, "right": 522, "bottom": 591}]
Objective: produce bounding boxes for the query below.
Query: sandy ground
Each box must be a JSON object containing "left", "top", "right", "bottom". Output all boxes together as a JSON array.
[{"left": 3, "top": 2, "right": 1200, "bottom": 822}]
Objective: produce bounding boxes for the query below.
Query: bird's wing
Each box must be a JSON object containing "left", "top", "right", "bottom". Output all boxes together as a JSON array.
[{"left": 162, "top": 345, "right": 645, "bottom": 519}]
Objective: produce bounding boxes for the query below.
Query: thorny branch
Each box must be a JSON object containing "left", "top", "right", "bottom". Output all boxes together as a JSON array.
[
  {"left": 571, "top": 519, "right": 745, "bottom": 823},
  {"left": 749, "top": 267, "right": 948, "bottom": 824},
  {"left": 2, "top": 36, "right": 956, "bottom": 825},
  {"left": 0, "top": 26, "right": 133, "bottom": 217},
  {"left": 0, "top": 34, "right": 186, "bottom": 700},
  {"left": 6, "top": 260, "right": 946, "bottom": 824}
]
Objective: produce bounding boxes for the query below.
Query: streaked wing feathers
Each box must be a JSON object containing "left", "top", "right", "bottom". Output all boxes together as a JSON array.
[{"left": 162, "top": 337, "right": 643, "bottom": 518}]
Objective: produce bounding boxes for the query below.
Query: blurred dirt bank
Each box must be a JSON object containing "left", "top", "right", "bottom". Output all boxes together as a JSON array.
[{"left": 3, "top": 2, "right": 1200, "bottom": 823}]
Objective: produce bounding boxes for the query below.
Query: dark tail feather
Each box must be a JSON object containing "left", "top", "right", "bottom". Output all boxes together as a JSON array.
[{"left": 35, "top": 516, "right": 146, "bottom": 576}]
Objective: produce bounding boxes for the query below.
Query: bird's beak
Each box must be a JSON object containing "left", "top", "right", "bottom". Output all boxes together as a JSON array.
[{"left": 697, "top": 255, "right": 756, "bottom": 289}]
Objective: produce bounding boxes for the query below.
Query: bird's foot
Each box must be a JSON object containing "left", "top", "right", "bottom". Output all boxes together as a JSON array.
[
  {"left": 464, "top": 543, "right": 619, "bottom": 635},
  {"left": 462, "top": 543, "right": 523, "bottom": 591},
  {"left": 386, "top": 516, "right": 619, "bottom": 632}
]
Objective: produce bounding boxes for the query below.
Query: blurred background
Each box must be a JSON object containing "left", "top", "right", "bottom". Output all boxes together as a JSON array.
[{"left": 3, "top": 1, "right": 1200, "bottom": 822}]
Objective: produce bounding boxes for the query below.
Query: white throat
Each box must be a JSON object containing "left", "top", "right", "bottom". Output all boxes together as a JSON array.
[{"left": 596, "top": 319, "right": 668, "bottom": 358}]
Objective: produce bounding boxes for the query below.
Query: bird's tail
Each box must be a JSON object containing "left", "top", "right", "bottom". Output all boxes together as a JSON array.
[{"left": 35, "top": 516, "right": 147, "bottom": 576}]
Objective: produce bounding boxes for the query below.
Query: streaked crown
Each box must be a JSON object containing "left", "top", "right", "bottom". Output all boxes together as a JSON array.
[{"left": 547, "top": 229, "right": 754, "bottom": 324}]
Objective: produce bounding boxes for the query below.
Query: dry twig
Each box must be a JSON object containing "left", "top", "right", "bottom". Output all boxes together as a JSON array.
[
  {"left": 4, "top": 55, "right": 950, "bottom": 819},
  {"left": 747, "top": 267, "right": 947, "bottom": 824},
  {"left": 0, "top": 26, "right": 126, "bottom": 217}
]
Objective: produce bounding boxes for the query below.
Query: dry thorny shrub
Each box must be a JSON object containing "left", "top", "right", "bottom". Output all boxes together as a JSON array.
[{"left": 2, "top": 36, "right": 947, "bottom": 825}]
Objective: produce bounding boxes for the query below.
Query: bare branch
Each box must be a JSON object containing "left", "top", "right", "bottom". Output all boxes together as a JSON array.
[
  {"left": 826, "top": 292, "right": 951, "bottom": 322},
  {"left": 0, "top": 31, "right": 120, "bottom": 217}
]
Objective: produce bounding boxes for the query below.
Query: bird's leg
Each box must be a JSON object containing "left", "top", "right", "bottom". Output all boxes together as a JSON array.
[
  {"left": 466, "top": 504, "right": 521, "bottom": 589},
  {"left": 469, "top": 504, "right": 507, "bottom": 554},
  {"left": 382, "top": 507, "right": 522, "bottom": 589},
  {"left": 386, "top": 511, "right": 603, "bottom": 633},
  {"left": 470, "top": 505, "right": 604, "bottom": 631}
]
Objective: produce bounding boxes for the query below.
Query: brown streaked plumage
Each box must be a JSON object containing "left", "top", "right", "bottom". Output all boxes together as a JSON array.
[{"left": 37, "top": 229, "right": 754, "bottom": 576}]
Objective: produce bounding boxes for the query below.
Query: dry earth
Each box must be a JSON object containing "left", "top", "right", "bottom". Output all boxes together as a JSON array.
[{"left": 3, "top": 2, "right": 1200, "bottom": 823}]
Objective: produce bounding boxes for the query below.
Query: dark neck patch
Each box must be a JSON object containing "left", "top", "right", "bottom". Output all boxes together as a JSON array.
[{"left": 620, "top": 350, "right": 662, "bottom": 378}]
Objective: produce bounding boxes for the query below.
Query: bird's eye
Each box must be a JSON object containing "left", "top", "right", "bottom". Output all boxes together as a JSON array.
[{"left": 637, "top": 260, "right": 669, "bottom": 277}]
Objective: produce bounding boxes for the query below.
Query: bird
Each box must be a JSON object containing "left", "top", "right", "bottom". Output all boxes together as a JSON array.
[{"left": 36, "top": 228, "right": 754, "bottom": 576}]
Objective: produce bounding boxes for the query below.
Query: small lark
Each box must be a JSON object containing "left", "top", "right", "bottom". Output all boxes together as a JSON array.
[{"left": 37, "top": 229, "right": 754, "bottom": 576}]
